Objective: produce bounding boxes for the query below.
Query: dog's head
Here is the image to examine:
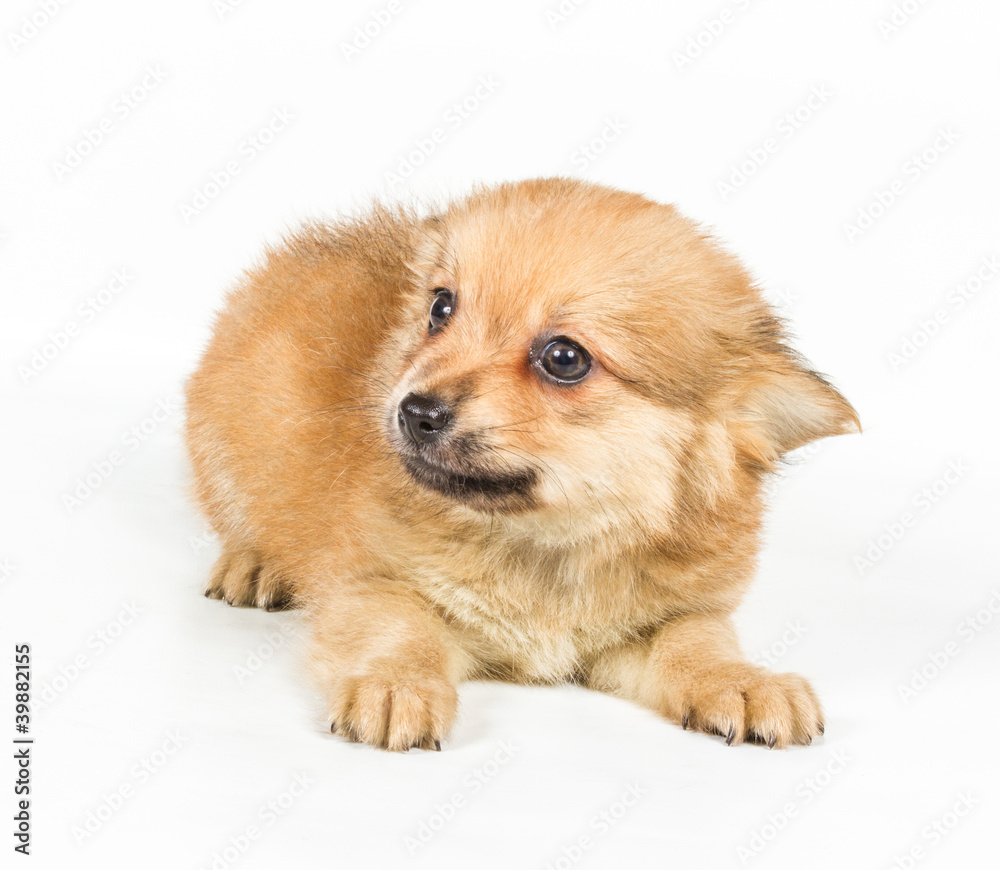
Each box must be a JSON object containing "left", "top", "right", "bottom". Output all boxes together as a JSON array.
[{"left": 383, "top": 179, "right": 858, "bottom": 540}]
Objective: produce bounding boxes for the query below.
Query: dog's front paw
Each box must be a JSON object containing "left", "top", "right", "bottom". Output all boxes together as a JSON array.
[
  {"left": 327, "top": 662, "right": 457, "bottom": 751},
  {"left": 669, "top": 663, "right": 823, "bottom": 748},
  {"left": 204, "top": 548, "right": 293, "bottom": 611}
]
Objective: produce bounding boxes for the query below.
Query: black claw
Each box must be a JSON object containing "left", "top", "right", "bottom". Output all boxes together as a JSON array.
[
  {"left": 264, "top": 593, "right": 293, "bottom": 612},
  {"left": 681, "top": 712, "right": 690, "bottom": 731},
  {"left": 767, "top": 734, "right": 777, "bottom": 749},
  {"left": 818, "top": 722, "right": 825, "bottom": 736},
  {"left": 433, "top": 739, "right": 441, "bottom": 752},
  {"left": 725, "top": 726, "right": 736, "bottom": 746},
  {"left": 330, "top": 722, "right": 337, "bottom": 734}
]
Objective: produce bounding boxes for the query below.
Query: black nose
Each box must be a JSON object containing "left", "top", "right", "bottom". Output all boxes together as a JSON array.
[{"left": 398, "top": 393, "right": 451, "bottom": 445}]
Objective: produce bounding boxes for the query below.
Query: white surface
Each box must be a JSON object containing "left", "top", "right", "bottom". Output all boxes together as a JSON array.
[{"left": 3, "top": 1, "right": 999, "bottom": 868}]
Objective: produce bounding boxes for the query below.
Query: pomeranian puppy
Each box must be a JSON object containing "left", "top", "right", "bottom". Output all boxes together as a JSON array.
[{"left": 185, "top": 178, "right": 858, "bottom": 751}]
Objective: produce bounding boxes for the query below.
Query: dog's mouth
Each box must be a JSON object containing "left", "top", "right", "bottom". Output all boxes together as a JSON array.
[{"left": 399, "top": 448, "right": 537, "bottom": 509}]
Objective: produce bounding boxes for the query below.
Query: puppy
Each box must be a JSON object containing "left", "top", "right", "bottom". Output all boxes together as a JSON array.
[{"left": 185, "top": 178, "right": 858, "bottom": 751}]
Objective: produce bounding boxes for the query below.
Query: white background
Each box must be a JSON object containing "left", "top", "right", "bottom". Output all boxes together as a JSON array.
[{"left": 2, "top": 1, "right": 999, "bottom": 868}]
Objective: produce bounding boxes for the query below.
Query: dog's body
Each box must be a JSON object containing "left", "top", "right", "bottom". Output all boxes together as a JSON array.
[{"left": 185, "top": 179, "right": 858, "bottom": 750}]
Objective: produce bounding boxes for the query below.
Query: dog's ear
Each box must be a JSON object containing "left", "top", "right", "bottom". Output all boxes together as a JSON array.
[{"left": 729, "top": 347, "right": 860, "bottom": 470}]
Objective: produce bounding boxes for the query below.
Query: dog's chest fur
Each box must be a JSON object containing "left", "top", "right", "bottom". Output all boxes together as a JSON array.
[{"left": 400, "top": 531, "right": 665, "bottom": 683}]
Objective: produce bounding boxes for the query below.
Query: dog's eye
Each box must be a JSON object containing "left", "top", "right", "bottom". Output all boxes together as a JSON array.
[
  {"left": 428, "top": 289, "right": 454, "bottom": 334},
  {"left": 539, "top": 338, "right": 591, "bottom": 383}
]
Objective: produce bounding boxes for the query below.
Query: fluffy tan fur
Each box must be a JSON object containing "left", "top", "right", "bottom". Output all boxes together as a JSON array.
[{"left": 185, "top": 178, "right": 859, "bottom": 751}]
